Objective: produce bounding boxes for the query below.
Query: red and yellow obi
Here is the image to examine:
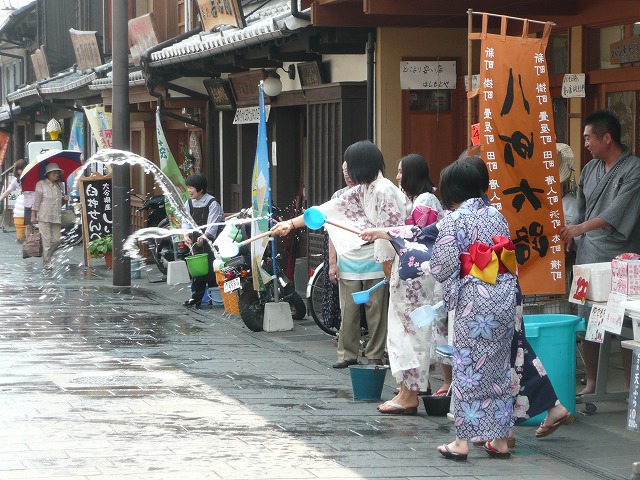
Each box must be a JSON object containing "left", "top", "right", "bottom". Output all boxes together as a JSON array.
[{"left": 460, "top": 236, "right": 517, "bottom": 284}]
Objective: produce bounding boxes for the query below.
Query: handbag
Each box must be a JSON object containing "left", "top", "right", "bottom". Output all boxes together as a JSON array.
[
  {"left": 61, "top": 208, "right": 75, "bottom": 227},
  {"left": 23, "top": 232, "right": 42, "bottom": 258}
]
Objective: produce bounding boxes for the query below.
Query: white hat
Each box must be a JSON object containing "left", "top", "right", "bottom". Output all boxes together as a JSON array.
[
  {"left": 556, "top": 143, "right": 575, "bottom": 184},
  {"left": 45, "top": 162, "right": 63, "bottom": 174}
]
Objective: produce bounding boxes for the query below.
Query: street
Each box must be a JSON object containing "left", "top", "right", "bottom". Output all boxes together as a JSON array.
[{"left": 0, "top": 230, "right": 636, "bottom": 479}]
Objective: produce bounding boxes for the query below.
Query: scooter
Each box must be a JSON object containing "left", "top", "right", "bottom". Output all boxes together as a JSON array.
[
  {"left": 219, "top": 210, "right": 306, "bottom": 332},
  {"left": 222, "top": 247, "right": 307, "bottom": 331},
  {"left": 136, "top": 194, "right": 189, "bottom": 275}
]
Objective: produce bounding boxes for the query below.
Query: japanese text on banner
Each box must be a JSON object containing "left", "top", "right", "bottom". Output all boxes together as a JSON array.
[{"left": 479, "top": 31, "right": 565, "bottom": 295}]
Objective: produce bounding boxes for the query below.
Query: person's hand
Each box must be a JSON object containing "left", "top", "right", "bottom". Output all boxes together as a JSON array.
[
  {"left": 271, "top": 220, "right": 294, "bottom": 236},
  {"left": 329, "top": 262, "right": 339, "bottom": 284},
  {"left": 360, "top": 228, "right": 386, "bottom": 242},
  {"left": 559, "top": 223, "right": 583, "bottom": 246},
  {"left": 63, "top": 195, "right": 68, "bottom": 202},
  {"left": 196, "top": 235, "right": 205, "bottom": 247},
  {"left": 31, "top": 213, "right": 37, "bottom": 224},
  {"left": 184, "top": 236, "right": 193, "bottom": 247}
]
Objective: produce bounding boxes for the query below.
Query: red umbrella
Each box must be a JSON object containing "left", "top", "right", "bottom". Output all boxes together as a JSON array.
[{"left": 20, "top": 150, "right": 83, "bottom": 191}]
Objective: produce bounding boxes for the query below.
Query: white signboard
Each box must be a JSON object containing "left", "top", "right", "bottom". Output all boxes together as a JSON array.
[
  {"left": 562, "top": 73, "right": 586, "bottom": 98},
  {"left": 464, "top": 74, "right": 480, "bottom": 92},
  {"left": 233, "top": 105, "right": 271, "bottom": 125},
  {"left": 400, "top": 61, "right": 457, "bottom": 90},
  {"left": 27, "top": 141, "right": 62, "bottom": 163}
]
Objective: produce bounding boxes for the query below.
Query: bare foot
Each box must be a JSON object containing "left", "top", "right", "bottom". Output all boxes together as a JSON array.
[{"left": 544, "top": 404, "right": 569, "bottom": 426}]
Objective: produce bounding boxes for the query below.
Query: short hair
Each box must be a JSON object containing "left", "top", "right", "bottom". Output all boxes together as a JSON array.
[
  {"left": 343, "top": 140, "right": 385, "bottom": 185},
  {"left": 400, "top": 153, "right": 435, "bottom": 198},
  {"left": 439, "top": 161, "right": 484, "bottom": 210},
  {"left": 585, "top": 109, "right": 622, "bottom": 145},
  {"left": 13, "top": 159, "right": 26, "bottom": 178},
  {"left": 458, "top": 155, "right": 489, "bottom": 194},
  {"left": 185, "top": 173, "right": 207, "bottom": 193}
]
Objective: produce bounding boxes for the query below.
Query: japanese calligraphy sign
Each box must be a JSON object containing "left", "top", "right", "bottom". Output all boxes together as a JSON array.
[
  {"left": 79, "top": 174, "right": 112, "bottom": 265},
  {"left": 476, "top": 21, "right": 564, "bottom": 294},
  {"left": 400, "top": 61, "right": 457, "bottom": 90},
  {"left": 627, "top": 348, "right": 639, "bottom": 432}
]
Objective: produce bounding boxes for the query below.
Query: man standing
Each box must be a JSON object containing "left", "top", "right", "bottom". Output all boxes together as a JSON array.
[{"left": 560, "top": 109, "right": 640, "bottom": 399}]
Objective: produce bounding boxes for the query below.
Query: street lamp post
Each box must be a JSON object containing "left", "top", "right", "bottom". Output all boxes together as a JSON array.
[{"left": 111, "top": 0, "right": 131, "bottom": 286}]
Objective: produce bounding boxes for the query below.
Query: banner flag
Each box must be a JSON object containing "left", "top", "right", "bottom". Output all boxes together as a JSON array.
[
  {"left": 476, "top": 20, "right": 564, "bottom": 294},
  {"left": 83, "top": 105, "right": 112, "bottom": 149},
  {"left": 68, "top": 111, "right": 85, "bottom": 152},
  {"left": 0, "top": 131, "right": 10, "bottom": 171},
  {"left": 251, "top": 82, "right": 272, "bottom": 291},
  {"left": 155, "top": 109, "right": 187, "bottom": 227}
]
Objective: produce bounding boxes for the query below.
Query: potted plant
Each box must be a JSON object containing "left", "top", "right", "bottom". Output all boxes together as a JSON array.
[{"left": 88, "top": 234, "right": 113, "bottom": 269}]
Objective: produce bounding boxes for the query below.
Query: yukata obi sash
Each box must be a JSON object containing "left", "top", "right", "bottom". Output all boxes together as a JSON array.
[{"left": 460, "top": 236, "right": 517, "bottom": 284}]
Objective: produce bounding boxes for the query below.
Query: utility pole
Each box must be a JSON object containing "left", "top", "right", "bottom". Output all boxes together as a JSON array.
[{"left": 111, "top": 0, "right": 131, "bottom": 286}]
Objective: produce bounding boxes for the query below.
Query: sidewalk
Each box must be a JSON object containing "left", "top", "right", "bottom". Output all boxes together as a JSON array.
[{"left": 0, "top": 227, "right": 637, "bottom": 479}]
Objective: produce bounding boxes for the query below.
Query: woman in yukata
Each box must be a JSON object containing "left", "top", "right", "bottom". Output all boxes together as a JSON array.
[
  {"left": 371, "top": 153, "right": 444, "bottom": 415},
  {"left": 431, "top": 161, "right": 518, "bottom": 460}
]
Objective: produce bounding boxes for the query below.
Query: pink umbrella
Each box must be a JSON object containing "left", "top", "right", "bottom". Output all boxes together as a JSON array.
[{"left": 20, "top": 150, "right": 83, "bottom": 191}]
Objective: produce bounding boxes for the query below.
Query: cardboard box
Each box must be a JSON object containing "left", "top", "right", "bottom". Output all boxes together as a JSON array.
[
  {"left": 576, "top": 262, "right": 611, "bottom": 302},
  {"left": 611, "top": 254, "right": 640, "bottom": 296}
]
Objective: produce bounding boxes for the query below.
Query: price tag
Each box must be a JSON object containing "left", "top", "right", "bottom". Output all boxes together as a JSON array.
[{"left": 224, "top": 277, "right": 241, "bottom": 293}]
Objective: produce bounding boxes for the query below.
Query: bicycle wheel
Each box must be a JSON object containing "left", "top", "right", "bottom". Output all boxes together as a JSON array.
[{"left": 308, "top": 263, "right": 340, "bottom": 336}]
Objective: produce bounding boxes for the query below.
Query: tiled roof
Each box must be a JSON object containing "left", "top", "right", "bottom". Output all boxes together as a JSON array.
[
  {"left": 7, "top": 68, "right": 97, "bottom": 102},
  {"left": 89, "top": 69, "right": 146, "bottom": 90},
  {"left": 148, "top": 0, "right": 309, "bottom": 67}
]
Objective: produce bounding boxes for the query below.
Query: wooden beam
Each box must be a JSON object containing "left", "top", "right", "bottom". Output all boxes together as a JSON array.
[{"left": 363, "top": 0, "right": 579, "bottom": 16}]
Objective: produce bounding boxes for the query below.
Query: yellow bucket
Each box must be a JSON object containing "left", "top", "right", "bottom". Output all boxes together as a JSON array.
[{"left": 14, "top": 216, "right": 26, "bottom": 242}]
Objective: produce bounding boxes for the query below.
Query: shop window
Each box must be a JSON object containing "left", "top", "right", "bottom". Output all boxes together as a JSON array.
[
  {"left": 607, "top": 91, "right": 639, "bottom": 154},
  {"left": 409, "top": 90, "right": 451, "bottom": 112},
  {"left": 549, "top": 33, "right": 569, "bottom": 74},
  {"left": 552, "top": 97, "right": 568, "bottom": 144}
]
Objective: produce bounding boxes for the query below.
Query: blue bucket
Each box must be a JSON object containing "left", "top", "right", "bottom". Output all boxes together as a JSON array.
[
  {"left": 522, "top": 314, "right": 585, "bottom": 426},
  {"left": 349, "top": 365, "right": 388, "bottom": 401}
]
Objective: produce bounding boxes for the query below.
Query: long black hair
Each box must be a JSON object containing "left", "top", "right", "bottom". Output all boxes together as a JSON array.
[{"left": 400, "top": 153, "right": 435, "bottom": 199}]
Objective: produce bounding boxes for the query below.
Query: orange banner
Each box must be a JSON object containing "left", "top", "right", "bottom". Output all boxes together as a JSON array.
[
  {"left": 0, "top": 131, "right": 10, "bottom": 171},
  {"left": 477, "top": 23, "right": 564, "bottom": 295}
]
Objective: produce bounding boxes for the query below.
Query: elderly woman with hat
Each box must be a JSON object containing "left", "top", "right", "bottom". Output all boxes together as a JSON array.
[{"left": 31, "top": 162, "right": 68, "bottom": 270}]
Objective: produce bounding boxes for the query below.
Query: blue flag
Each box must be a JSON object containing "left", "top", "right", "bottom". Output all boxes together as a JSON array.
[{"left": 251, "top": 83, "right": 272, "bottom": 290}]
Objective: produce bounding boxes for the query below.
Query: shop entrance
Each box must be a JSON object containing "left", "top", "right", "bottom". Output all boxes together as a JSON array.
[{"left": 401, "top": 87, "right": 459, "bottom": 188}]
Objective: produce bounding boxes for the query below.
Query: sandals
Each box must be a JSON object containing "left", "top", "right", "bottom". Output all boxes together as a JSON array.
[
  {"left": 483, "top": 441, "right": 511, "bottom": 459},
  {"left": 432, "top": 387, "right": 450, "bottom": 396},
  {"left": 535, "top": 412, "right": 575, "bottom": 438},
  {"left": 437, "top": 444, "right": 467, "bottom": 461},
  {"left": 377, "top": 401, "right": 418, "bottom": 415}
]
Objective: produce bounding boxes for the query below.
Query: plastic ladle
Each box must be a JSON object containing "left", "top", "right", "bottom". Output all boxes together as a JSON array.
[
  {"left": 351, "top": 279, "right": 389, "bottom": 304},
  {"left": 216, "top": 231, "right": 272, "bottom": 258},
  {"left": 303, "top": 207, "right": 361, "bottom": 235},
  {"left": 409, "top": 301, "right": 444, "bottom": 328}
]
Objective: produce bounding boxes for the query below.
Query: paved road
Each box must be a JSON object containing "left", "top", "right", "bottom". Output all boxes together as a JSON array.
[{"left": 0, "top": 231, "right": 637, "bottom": 479}]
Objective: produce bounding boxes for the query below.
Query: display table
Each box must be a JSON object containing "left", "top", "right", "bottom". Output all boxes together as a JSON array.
[{"left": 579, "top": 299, "right": 637, "bottom": 408}]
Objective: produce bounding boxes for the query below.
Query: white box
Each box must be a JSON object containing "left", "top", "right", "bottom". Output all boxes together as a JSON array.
[
  {"left": 611, "top": 257, "right": 640, "bottom": 296},
  {"left": 576, "top": 262, "right": 611, "bottom": 302}
]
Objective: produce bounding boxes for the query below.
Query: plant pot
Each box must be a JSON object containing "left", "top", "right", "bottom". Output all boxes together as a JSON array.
[{"left": 104, "top": 251, "right": 113, "bottom": 269}]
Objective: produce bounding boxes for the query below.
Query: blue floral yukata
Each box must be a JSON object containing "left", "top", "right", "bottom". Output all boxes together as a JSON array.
[{"left": 430, "top": 198, "right": 517, "bottom": 442}]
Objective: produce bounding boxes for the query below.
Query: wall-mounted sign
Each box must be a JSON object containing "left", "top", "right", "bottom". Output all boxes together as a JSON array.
[
  {"left": 26, "top": 141, "right": 63, "bottom": 163},
  {"left": 464, "top": 74, "right": 480, "bottom": 92},
  {"left": 562, "top": 73, "right": 586, "bottom": 98},
  {"left": 400, "top": 61, "right": 457, "bottom": 90},
  {"left": 204, "top": 78, "right": 235, "bottom": 111},
  {"left": 69, "top": 29, "right": 103, "bottom": 71},
  {"left": 233, "top": 105, "right": 271, "bottom": 125},
  {"left": 31, "top": 46, "right": 50, "bottom": 81},
  {"left": 128, "top": 13, "right": 161, "bottom": 66},
  {"left": 229, "top": 70, "right": 266, "bottom": 107},
  {"left": 297, "top": 61, "right": 325, "bottom": 88},
  {"left": 197, "top": 0, "right": 246, "bottom": 31},
  {"left": 610, "top": 35, "right": 640, "bottom": 65}
]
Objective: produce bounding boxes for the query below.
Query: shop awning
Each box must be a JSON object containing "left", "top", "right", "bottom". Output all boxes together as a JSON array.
[
  {"left": 90, "top": 68, "right": 146, "bottom": 90},
  {"left": 7, "top": 67, "right": 102, "bottom": 103}
]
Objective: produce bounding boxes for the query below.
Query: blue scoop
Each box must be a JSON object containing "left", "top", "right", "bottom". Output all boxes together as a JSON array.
[
  {"left": 303, "top": 207, "right": 361, "bottom": 235},
  {"left": 409, "top": 301, "right": 444, "bottom": 328},
  {"left": 351, "top": 279, "right": 389, "bottom": 304}
]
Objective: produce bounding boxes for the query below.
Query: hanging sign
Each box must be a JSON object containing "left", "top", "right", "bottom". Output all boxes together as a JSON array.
[
  {"left": 233, "top": 106, "right": 271, "bottom": 125},
  {"left": 476, "top": 21, "right": 564, "bottom": 295},
  {"left": 197, "top": 0, "right": 246, "bottom": 31},
  {"left": 562, "top": 73, "right": 585, "bottom": 98},
  {"left": 610, "top": 35, "right": 640, "bottom": 65},
  {"left": 69, "top": 29, "right": 103, "bottom": 71},
  {"left": 400, "top": 61, "right": 457, "bottom": 90},
  {"left": 31, "top": 46, "right": 50, "bottom": 81}
]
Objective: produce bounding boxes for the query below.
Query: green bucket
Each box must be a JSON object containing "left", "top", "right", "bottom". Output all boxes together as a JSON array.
[{"left": 185, "top": 253, "right": 209, "bottom": 277}]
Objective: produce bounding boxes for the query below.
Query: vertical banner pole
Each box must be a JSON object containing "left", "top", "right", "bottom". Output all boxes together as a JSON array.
[{"left": 467, "top": 9, "right": 473, "bottom": 152}]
